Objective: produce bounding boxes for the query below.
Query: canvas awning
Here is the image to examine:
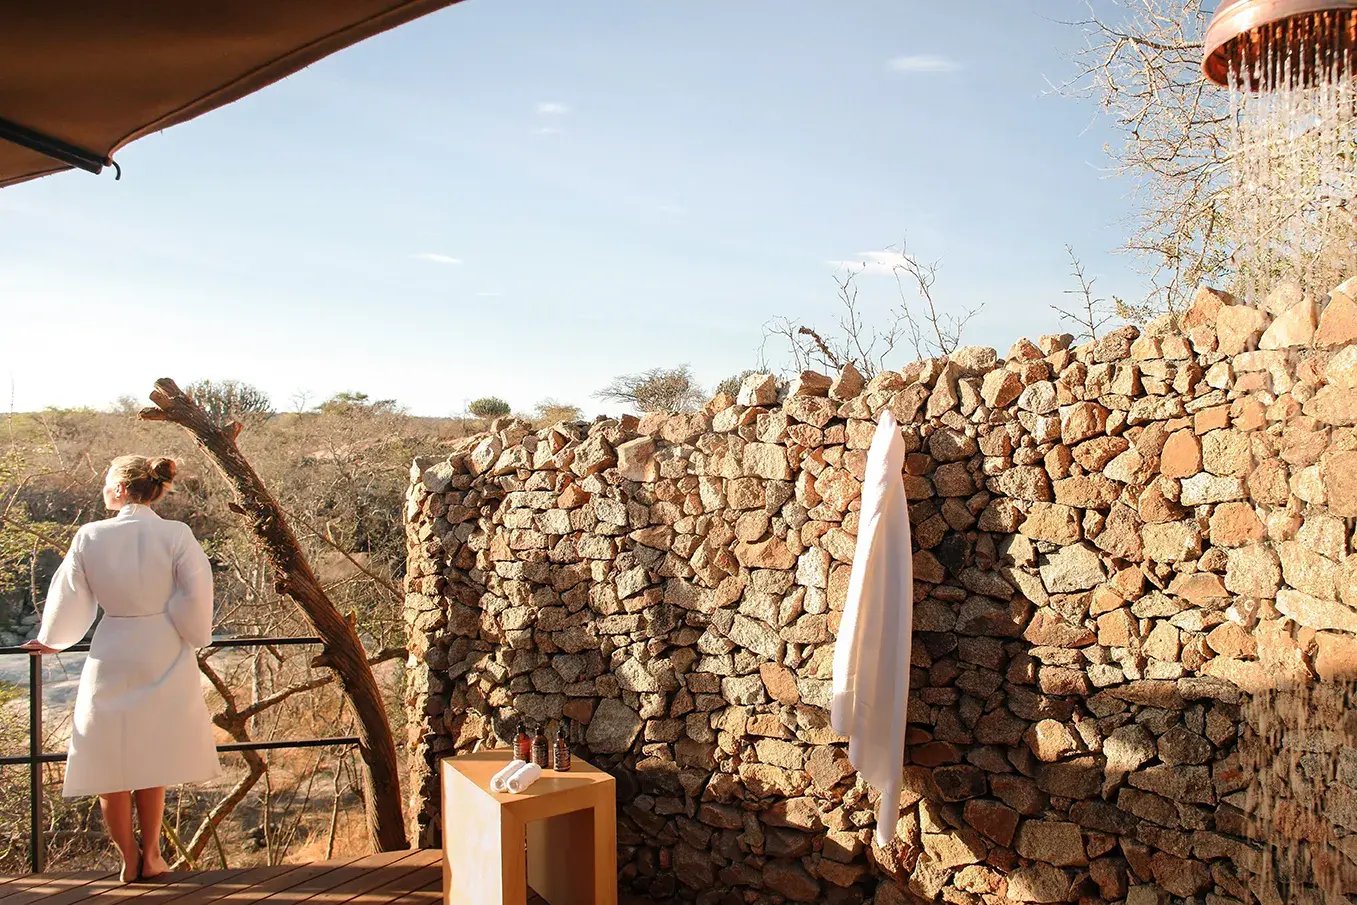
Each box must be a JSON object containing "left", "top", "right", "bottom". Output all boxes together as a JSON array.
[{"left": 0, "top": 1, "right": 463, "bottom": 188}]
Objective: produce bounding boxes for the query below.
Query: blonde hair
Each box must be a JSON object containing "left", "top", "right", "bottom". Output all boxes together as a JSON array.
[{"left": 108, "top": 455, "right": 178, "bottom": 504}]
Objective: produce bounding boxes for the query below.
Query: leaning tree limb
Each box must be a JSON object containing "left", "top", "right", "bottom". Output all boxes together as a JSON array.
[{"left": 141, "top": 377, "right": 406, "bottom": 851}]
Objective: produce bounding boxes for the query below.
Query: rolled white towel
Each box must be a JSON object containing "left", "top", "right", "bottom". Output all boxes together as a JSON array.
[
  {"left": 504, "top": 762, "right": 543, "bottom": 794},
  {"left": 490, "top": 759, "right": 527, "bottom": 793}
]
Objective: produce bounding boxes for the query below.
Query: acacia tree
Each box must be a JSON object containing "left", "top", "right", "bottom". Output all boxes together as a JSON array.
[
  {"left": 532, "top": 399, "right": 582, "bottom": 424},
  {"left": 0, "top": 452, "right": 75, "bottom": 629},
  {"left": 185, "top": 380, "right": 273, "bottom": 427},
  {"left": 316, "top": 392, "right": 401, "bottom": 417},
  {"left": 1060, "top": 0, "right": 1229, "bottom": 317},
  {"left": 595, "top": 366, "right": 705, "bottom": 413}
]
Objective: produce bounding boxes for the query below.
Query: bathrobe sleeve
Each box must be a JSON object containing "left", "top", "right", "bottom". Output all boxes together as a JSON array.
[
  {"left": 168, "top": 524, "right": 215, "bottom": 648},
  {"left": 37, "top": 528, "right": 98, "bottom": 651}
]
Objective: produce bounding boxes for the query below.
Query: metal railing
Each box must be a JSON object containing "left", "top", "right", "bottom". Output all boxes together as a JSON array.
[{"left": 0, "top": 636, "right": 360, "bottom": 873}]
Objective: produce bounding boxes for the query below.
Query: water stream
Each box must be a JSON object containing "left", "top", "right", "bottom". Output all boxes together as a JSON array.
[
  {"left": 1216, "top": 17, "right": 1357, "bottom": 903},
  {"left": 1225, "top": 30, "right": 1356, "bottom": 305}
]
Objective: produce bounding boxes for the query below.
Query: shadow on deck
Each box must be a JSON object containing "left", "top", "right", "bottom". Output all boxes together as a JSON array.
[
  {"left": 3, "top": 849, "right": 670, "bottom": 905},
  {"left": 0, "top": 850, "right": 441, "bottom": 905}
]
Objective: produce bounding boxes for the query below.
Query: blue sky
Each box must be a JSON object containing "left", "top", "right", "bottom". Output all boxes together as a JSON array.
[{"left": 0, "top": 1, "right": 1153, "bottom": 417}]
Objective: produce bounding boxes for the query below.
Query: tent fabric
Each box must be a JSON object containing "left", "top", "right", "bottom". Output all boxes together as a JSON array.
[{"left": 0, "top": 0, "right": 462, "bottom": 188}]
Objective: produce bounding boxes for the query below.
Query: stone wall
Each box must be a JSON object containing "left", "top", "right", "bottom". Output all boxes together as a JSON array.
[{"left": 403, "top": 278, "right": 1357, "bottom": 904}]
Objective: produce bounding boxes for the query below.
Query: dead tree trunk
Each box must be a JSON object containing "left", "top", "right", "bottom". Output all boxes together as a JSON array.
[{"left": 141, "top": 377, "right": 407, "bottom": 851}]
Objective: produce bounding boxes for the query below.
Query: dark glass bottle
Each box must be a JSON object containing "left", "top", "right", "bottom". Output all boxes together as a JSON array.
[
  {"left": 515, "top": 722, "right": 531, "bottom": 762},
  {"left": 552, "top": 719, "right": 572, "bottom": 772},
  {"left": 531, "top": 724, "right": 549, "bottom": 766}
]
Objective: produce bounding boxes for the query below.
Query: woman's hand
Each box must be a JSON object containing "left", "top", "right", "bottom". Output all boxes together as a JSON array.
[{"left": 19, "top": 640, "right": 58, "bottom": 655}]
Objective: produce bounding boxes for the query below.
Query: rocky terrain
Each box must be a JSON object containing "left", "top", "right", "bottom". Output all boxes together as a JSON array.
[{"left": 404, "top": 278, "right": 1357, "bottom": 904}]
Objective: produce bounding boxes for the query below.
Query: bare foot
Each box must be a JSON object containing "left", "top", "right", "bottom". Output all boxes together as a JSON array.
[
  {"left": 140, "top": 852, "right": 170, "bottom": 881},
  {"left": 119, "top": 852, "right": 140, "bottom": 883}
]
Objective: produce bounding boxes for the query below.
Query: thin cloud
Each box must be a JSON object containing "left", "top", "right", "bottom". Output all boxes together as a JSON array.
[
  {"left": 411, "top": 253, "right": 463, "bottom": 265},
  {"left": 534, "top": 126, "right": 564, "bottom": 136},
  {"left": 536, "top": 102, "right": 571, "bottom": 116},
  {"left": 625, "top": 194, "right": 687, "bottom": 218},
  {"left": 475, "top": 290, "right": 504, "bottom": 298},
  {"left": 829, "top": 250, "right": 911, "bottom": 275},
  {"left": 887, "top": 54, "right": 963, "bottom": 74}
]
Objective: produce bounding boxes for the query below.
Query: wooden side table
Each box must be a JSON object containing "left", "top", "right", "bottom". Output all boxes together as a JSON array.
[{"left": 440, "top": 750, "right": 618, "bottom": 905}]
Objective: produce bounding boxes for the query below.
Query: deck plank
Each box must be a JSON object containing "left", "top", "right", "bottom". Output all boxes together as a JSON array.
[
  {"left": 52, "top": 866, "right": 260, "bottom": 905},
  {"left": 153, "top": 853, "right": 381, "bottom": 905},
  {"left": 259, "top": 851, "right": 432, "bottom": 905},
  {"left": 0, "top": 873, "right": 140, "bottom": 905},
  {"left": 163, "top": 858, "right": 362, "bottom": 905},
  {"left": 297, "top": 854, "right": 435, "bottom": 905},
  {"left": 0, "top": 871, "right": 118, "bottom": 905},
  {"left": 2, "top": 852, "right": 375, "bottom": 905},
  {"left": 207, "top": 850, "right": 420, "bottom": 905},
  {"left": 4, "top": 849, "right": 672, "bottom": 905}
]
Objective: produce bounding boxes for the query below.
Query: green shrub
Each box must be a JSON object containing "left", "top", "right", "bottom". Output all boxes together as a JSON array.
[{"left": 468, "top": 397, "right": 512, "bottom": 418}]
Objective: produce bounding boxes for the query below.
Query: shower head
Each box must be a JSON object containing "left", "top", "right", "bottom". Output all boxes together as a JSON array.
[{"left": 1202, "top": 0, "right": 1357, "bottom": 89}]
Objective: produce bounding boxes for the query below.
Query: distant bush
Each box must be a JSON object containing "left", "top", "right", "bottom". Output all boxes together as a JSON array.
[
  {"left": 715, "top": 370, "right": 758, "bottom": 399},
  {"left": 533, "top": 399, "right": 582, "bottom": 424},
  {"left": 468, "top": 397, "right": 512, "bottom": 418},
  {"left": 185, "top": 380, "right": 273, "bottom": 426},
  {"left": 594, "top": 365, "right": 705, "bottom": 413},
  {"left": 316, "top": 391, "right": 402, "bottom": 417}
]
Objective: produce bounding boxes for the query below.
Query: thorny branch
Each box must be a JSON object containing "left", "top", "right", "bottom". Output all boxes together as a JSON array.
[
  {"left": 181, "top": 644, "right": 400, "bottom": 865},
  {"left": 292, "top": 512, "right": 404, "bottom": 604},
  {"left": 763, "top": 239, "right": 980, "bottom": 377},
  {"left": 890, "top": 243, "right": 980, "bottom": 359},
  {"left": 1053, "top": 245, "right": 1116, "bottom": 341}
]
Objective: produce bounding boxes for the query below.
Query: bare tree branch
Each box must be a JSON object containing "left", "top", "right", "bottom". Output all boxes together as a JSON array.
[
  {"left": 292, "top": 511, "right": 404, "bottom": 603},
  {"left": 1053, "top": 245, "right": 1117, "bottom": 340},
  {"left": 890, "top": 241, "right": 980, "bottom": 358},
  {"left": 1056, "top": 0, "right": 1228, "bottom": 314},
  {"left": 141, "top": 377, "right": 406, "bottom": 851},
  {"left": 235, "top": 647, "right": 405, "bottom": 724},
  {"left": 763, "top": 240, "right": 981, "bottom": 376}
]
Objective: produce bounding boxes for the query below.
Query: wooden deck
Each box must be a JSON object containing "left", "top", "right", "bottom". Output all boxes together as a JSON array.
[
  {"left": 0, "top": 850, "right": 442, "bottom": 905},
  {"left": 0, "top": 850, "right": 661, "bottom": 905}
]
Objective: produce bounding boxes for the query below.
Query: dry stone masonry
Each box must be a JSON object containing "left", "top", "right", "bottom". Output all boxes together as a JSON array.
[{"left": 404, "top": 277, "right": 1357, "bottom": 904}]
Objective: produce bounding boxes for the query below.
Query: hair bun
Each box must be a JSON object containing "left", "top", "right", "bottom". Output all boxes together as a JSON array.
[{"left": 149, "top": 457, "right": 177, "bottom": 484}]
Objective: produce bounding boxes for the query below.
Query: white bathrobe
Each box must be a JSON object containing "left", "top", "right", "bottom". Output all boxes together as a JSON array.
[
  {"left": 38, "top": 503, "right": 222, "bottom": 797},
  {"left": 830, "top": 410, "right": 914, "bottom": 847}
]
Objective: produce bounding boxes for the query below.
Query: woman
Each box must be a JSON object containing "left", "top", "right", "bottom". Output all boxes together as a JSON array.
[{"left": 23, "top": 456, "right": 221, "bottom": 882}]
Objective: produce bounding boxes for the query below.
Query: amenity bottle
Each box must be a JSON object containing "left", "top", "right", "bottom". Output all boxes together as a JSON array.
[
  {"left": 531, "top": 724, "right": 549, "bottom": 766},
  {"left": 515, "top": 722, "right": 532, "bottom": 762},
  {"left": 552, "top": 719, "right": 572, "bottom": 772}
]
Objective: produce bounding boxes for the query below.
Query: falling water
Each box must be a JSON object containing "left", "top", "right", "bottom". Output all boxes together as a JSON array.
[
  {"left": 1241, "top": 671, "right": 1357, "bottom": 904},
  {"left": 1213, "top": 12, "right": 1357, "bottom": 903},
  {"left": 1225, "top": 12, "right": 1357, "bottom": 305}
]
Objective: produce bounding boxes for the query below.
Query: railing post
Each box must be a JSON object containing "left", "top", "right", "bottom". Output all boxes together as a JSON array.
[
  {"left": 0, "top": 636, "right": 346, "bottom": 875},
  {"left": 29, "top": 653, "right": 44, "bottom": 874}
]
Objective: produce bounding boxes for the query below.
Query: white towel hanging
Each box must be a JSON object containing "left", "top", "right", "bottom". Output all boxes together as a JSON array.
[{"left": 830, "top": 410, "right": 915, "bottom": 847}]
